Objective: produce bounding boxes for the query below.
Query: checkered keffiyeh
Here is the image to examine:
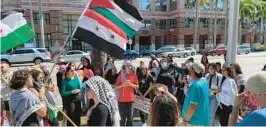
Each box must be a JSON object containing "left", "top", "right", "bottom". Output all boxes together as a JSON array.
[{"left": 84, "top": 76, "right": 120, "bottom": 126}]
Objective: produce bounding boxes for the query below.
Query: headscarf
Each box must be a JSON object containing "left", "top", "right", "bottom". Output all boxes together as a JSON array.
[
  {"left": 121, "top": 60, "right": 134, "bottom": 82},
  {"left": 84, "top": 76, "right": 120, "bottom": 126},
  {"left": 105, "top": 63, "right": 116, "bottom": 73},
  {"left": 9, "top": 88, "right": 44, "bottom": 126},
  {"left": 59, "top": 65, "right": 66, "bottom": 74}
]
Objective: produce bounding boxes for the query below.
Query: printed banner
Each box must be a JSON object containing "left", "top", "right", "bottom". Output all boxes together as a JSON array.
[{"left": 133, "top": 95, "right": 151, "bottom": 114}]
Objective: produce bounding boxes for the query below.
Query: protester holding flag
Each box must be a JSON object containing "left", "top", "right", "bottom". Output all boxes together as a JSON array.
[
  {"left": 114, "top": 60, "right": 138, "bottom": 126},
  {"left": 82, "top": 76, "right": 120, "bottom": 126},
  {"left": 9, "top": 70, "right": 47, "bottom": 126},
  {"left": 61, "top": 66, "right": 81, "bottom": 126}
]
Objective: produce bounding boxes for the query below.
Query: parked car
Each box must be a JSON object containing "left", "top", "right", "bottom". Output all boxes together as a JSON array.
[
  {"left": 237, "top": 45, "right": 250, "bottom": 54},
  {"left": 203, "top": 47, "right": 216, "bottom": 56},
  {"left": 184, "top": 47, "right": 197, "bottom": 56},
  {"left": 0, "top": 48, "right": 51, "bottom": 65},
  {"left": 158, "top": 48, "right": 191, "bottom": 58},
  {"left": 215, "top": 45, "right": 227, "bottom": 56},
  {"left": 57, "top": 50, "right": 90, "bottom": 63},
  {"left": 123, "top": 50, "right": 139, "bottom": 59},
  {"left": 153, "top": 46, "right": 176, "bottom": 57},
  {"left": 139, "top": 49, "right": 154, "bottom": 57}
]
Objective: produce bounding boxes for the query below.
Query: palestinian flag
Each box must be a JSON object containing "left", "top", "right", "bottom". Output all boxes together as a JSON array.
[
  {"left": 0, "top": 13, "right": 35, "bottom": 51},
  {"left": 73, "top": 0, "right": 143, "bottom": 58}
]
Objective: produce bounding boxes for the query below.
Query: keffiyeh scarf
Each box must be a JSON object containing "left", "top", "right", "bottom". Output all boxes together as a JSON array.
[
  {"left": 9, "top": 88, "right": 44, "bottom": 126},
  {"left": 84, "top": 76, "right": 120, "bottom": 126}
]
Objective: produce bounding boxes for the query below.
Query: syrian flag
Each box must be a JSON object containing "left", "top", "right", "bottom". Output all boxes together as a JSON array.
[
  {"left": 0, "top": 13, "right": 35, "bottom": 51},
  {"left": 73, "top": 0, "right": 143, "bottom": 58}
]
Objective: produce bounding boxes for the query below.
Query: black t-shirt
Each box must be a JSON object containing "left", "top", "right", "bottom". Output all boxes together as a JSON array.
[
  {"left": 22, "top": 113, "right": 39, "bottom": 126},
  {"left": 56, "top": 72, "right": 63, "bottom": 92},
  {"left": 105, "top": 74, "right": 119, "bottom": 85},
  {"left": 87, "top": 103, "right": 112, "bottom": 126},
  {"left": 138, "top": 75, "right": 154, "bottom": 94}
]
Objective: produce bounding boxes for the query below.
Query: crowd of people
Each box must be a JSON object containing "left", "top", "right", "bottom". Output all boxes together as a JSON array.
[{"left": 1, "top": 54, "right": 266, "bottom": 126}]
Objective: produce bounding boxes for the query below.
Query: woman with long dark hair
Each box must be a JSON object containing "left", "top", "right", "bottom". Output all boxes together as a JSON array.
[
  {"left": 201, "top": 55, "right": 209, "bottom": 74},
  {"left": 104, "top": 64, "right": 118, "bottom": 85},
  {"left": 230, "top": 63, "right": 245, "bottom": 93},
  {"left": 104, "top": 57, "right": 114, "bottom": 72},
  {"left": 148, "top": 95, "right": 180, "bottom": 126},
  {"left": 9, "top": 70, "right": 47, "bottom": 126},
  {"left": 217, "top": 67, "right": 238, "bottom": 126},
  {"left": 137, "top": 63, "right": 153, "bottom": 123},
  {"left": 61, "top": 66, "right": 81, "bottom": 126}
]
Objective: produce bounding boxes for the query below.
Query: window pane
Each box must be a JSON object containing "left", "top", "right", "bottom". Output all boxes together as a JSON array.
[
  {"left": 170, "top": 0, "right": 177, "bottom": 11},
  {"left": 14, "top": 50, "right": 24, "bottom": 54},
  {"left": 24, "top": 49, "right": 35, "bottom": 53},
  {"left": 170, "top": 19, "right": 177, "bottom": 28},
  {"left": 185, "top": 18, "right": 194, "bottom": 28},
  {"left": 200, "top": 0, "right": 210, "bottom": 10},
  {"left": 74, "top": 51, "right": 83, "bottom": 54},
  {"left": 199, "top": 18, "right": 208, "bottom": 28},
  {"left": 139, "top": 0, "right": 151, "bottom": 11},
  {"left": 185, "top": 0, "right": 195, "bottom": 9},
  {"left": 37, "top": 49, "right": 48, "bottom": 53},
  {"left": 155, "top": 0, "right": 167, "bottom": 11},
  {"left": 216, "top": 0, "right": 224, "bottom": 10},
  {"left": 156, "top": 19, "right": 166, "bottom": 29}
]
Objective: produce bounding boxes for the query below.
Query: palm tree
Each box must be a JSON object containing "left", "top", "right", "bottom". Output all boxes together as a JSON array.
[
  {"left": 238, "top": 0, "right": 255, "bottom": 46},
  {"left": 256, "top": 0, "right": 266, "bottom": 45},
  {"left": 186, "top": 0, "right": 208, "bottom": 50}
]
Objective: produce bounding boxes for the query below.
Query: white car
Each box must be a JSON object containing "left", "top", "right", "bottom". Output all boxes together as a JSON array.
[
  {"left": 58, "top": 50, "right": 90, "bottom": 62},
  {"left": 1, "top": 48, "right": 51, "bottom": 65},
  {"left": 159, "top": 48, "right": 191, "bottom": 58},
  {"left": 184, "top": 47, "right": 197, "bottom": 56}
]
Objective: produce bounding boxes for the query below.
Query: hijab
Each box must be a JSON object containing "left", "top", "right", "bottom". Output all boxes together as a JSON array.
[{"left": 84, "top": 76, "right": 120, "bottom": 126}]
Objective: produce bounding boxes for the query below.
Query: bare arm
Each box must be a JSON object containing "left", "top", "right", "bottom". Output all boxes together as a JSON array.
[
  {"left": 144, "top": 82, "right": 153, "bottom": 97},
  {"left": 228, "top": 106, "right": 240, "bottom": 126},
  {"left": 184, "top": 103, "right": 197, "bottom": 123}
]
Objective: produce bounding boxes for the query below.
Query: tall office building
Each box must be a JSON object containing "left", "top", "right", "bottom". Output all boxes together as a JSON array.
[{"left": 1, "top": 0, "right": 261, "bottom": 52}]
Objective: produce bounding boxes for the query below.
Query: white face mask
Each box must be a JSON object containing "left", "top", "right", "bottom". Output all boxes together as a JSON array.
[{"left": 161, "top": 62, "right": 168, "bottom": 69}]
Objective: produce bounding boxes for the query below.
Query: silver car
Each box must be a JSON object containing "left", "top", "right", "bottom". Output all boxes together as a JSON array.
[
  {"left": 58, "top": 50, "right": 90, "bottom": 62},
  {"left": 184, "top": 47, "right": 197, "bottom": 56},
  {"left": 237, "top": 45, "right": 251, "bottom": 54},
  {"left": 159, "top": 48, "right": 191, "bottom": 58},
  {"left": 0, "top": 48, "right": 51, "bottom": 65}
]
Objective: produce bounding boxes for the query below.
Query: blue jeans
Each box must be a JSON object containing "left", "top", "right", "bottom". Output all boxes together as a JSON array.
[{"left": 209, "top": 95, "right": 219, "bottom": 126}]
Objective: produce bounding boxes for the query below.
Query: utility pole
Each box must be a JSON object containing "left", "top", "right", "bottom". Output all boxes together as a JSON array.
[
  {"left": 193, "top": 0, "right": 200, "bottom": 50},
  {"left": 38, "top": 0, "right": 45, "bottom": 48},
  {"left": 29, "top": 0, "right": 36, "bottom": 47},
  {"left": 226, "top": 0, "right": 240, "bottom": 66}
]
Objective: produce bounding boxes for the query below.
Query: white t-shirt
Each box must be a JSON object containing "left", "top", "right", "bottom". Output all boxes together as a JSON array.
[{"left": 218, "top": 77, "right": 238, "bottom": 106}]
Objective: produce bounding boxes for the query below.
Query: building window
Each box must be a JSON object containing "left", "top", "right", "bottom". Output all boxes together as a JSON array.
[
  {"left": 199, "top": 0, "right": 210, "bottom": 10},
  {"left": 140, "top": 19, "right": 151, "bottom": 30},
  {"left": 155, "top": 0, "right": 167, "bottom": 11},
  {"left": 36, "top": 34, "right": 51, "bottom": 49},
  {"left": 185, "top": 0, "right": 195, "bottom": 9},
  {"left": 156, "top": 19, "right": 166, "bottom": 29},
  {"left": 139, "top": 0, "right": 151, "bottom": 11},
  {"left": 216, "top": 0, "right": 224, "bottom": 10},
  {"left": 216, "top": 19, "right": 222, "bottom": 28},
  {"left": 33, "top": 12, "right": 50, "bottom": 25},
  {"left": 185, "top": 18, "right": 194, "bottom": 28},
  {"left": 170, "top": 0, "right": 177, "bottom": 11},
  {"left": 63, "top": 14, "right": 91, "bottom": 51},
  {"left": 199, "top": 18, "right": 208, "bottom": 28},
  {"left": 169, "top": 19, "right": 177, "bottom": 28}
]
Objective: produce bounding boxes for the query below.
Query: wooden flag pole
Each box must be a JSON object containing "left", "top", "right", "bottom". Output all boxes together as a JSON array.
[{"left": 58, "top": 109, "right": 77, "bottom": 127}]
